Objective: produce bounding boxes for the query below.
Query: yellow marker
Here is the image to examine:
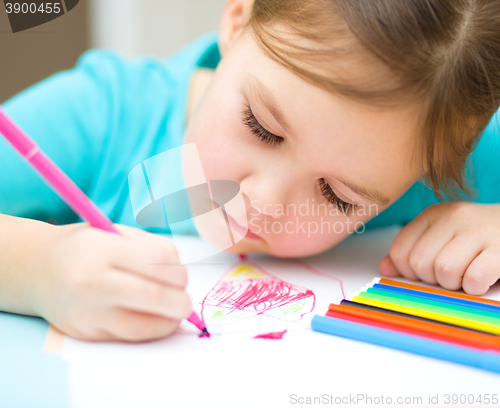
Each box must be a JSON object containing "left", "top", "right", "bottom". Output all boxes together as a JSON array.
[{"left": 352, "top": 296, "right": 500, "bottom": 335}]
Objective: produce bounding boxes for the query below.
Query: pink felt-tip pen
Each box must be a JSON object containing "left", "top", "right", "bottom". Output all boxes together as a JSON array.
[
  {"left": 0, "top": 107, "right": 207, "bottom": 335},
  {"left": 187, "top": 311, "right": 210, "bottom": 337}
]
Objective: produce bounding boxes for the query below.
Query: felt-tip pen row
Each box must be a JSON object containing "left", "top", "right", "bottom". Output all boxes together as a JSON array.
[{"left": 311, "top": 278, "right": 500, "bottom": 374}]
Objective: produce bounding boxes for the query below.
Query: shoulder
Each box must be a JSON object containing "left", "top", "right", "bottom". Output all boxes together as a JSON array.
[
  {"left": 73, "top": 50, "right": 175, "bottom": 97},
  {"left": 76, "top": 31, "right": 221, "bottom": 84},
  {"left": 72, "top": 32, "right": 220, "bottom": 106}
]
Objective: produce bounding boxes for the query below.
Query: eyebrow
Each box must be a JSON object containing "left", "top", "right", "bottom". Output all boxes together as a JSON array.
[
  {"left": 336, "top": 177, "right": 391, "bottom": 206},
  {"left": 248, "top": 74, "right": 292, "bottom": 134}
]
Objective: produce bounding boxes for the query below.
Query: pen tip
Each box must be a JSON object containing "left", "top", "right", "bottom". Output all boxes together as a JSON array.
[{"left": 199, "top": 327, "right": 211, "bottom": 338}]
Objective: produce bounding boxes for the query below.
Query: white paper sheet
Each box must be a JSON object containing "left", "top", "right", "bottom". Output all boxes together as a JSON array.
[{"left": 63, "top": 227, "right": 500, "bottom": 408}]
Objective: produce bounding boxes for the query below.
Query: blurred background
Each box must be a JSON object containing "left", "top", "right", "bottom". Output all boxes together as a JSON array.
[{"left": 0, "top": 0, "right": 226, "bottom": 103}]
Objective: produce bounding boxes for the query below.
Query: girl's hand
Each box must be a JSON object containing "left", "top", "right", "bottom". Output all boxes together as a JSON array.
[
  {"left": 379, "top": 203, "right": 500, "bottom": 295},
  {"left": 33, "top": 223, "right": 191, "bottom": 342}
]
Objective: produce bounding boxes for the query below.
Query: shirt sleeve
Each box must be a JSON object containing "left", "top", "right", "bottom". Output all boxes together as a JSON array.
[{"left": 0, "top": 51, "right": 115, "bottom": 223}]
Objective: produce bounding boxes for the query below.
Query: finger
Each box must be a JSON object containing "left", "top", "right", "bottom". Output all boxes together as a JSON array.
[
  {"left": 462, "top": 247, "right": 500, "bottom": 295},
  {"left": 101, "top": 308, "right": 180, "bottom": 342},
  {"left": 115, "top": 224, "right": 176, "bottom": 250},
  {"left": 379, "top": 255, "right": 401, "bottom": 277},
  {"left": 105, "top": 268, "right": 192, "bottom": 320},
  {"left": 434, "top": 234, "right": 484, "bottom": 290},
  {"left": 107, "top": 229, "right": 187, "bottom": 288},
  {"left": 389, "top": 213, "right": 431, "bottom": 280},
  {"left": 407, "top": 224, "right": 455, "bottom": 284},
  {"left": 52, "top": 322, "right": 113, "bottom": 342}
]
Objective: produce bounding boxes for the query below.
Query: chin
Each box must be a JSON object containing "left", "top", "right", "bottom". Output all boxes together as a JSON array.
[
  {"left": 261, "top": 241, "right": 331, "bottom": 259},
  {"left": 222, "top": 239, "right": 316, "bottom": 258},
  {"left": 222, "top": 239, "right": 269, "bottom": 255}
]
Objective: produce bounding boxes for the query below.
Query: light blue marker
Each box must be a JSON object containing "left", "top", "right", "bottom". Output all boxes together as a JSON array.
[{"left": 311, "top": 315, "right": 500, "bottom": 374}]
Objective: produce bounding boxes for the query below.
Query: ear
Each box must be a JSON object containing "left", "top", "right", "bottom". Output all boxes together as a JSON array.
[{"left": 218, "top": 0, "right": 254, "bottom": 56}]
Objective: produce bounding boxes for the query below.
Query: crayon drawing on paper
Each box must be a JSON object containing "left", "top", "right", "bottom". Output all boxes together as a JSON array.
[{"left": 200, "top": 261, "right": 316, "bottom": 326}]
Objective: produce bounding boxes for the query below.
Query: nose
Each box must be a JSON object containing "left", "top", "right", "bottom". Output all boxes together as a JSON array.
[{"left": 240, "top": 173, "right": 291, "bottom": 219}]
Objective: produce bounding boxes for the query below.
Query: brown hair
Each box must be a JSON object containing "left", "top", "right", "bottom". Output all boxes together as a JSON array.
[{"left": 249, "top": 0, "right": 500, "bottom": 197}]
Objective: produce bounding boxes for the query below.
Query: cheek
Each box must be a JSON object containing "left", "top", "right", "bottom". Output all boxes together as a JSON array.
[
  {"left": 255, "top": 210, "right": 376, "bottom": 258},
  {"left": 276, "top": 232, "right": 340, "bottom": 257},
  {"left": 251, "top": 217, "right": 344, "bottom": 257},
  {"left": 196, "top": 139, "right": 233, "bottom": 180},
  {"left": 186, "top": 115, "right": 251, "bottom": 184}
]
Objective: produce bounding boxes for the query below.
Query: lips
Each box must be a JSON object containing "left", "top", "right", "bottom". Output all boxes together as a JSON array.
[
  {"left": 224, "top": 210, "right": 262, "bottom": 241},
  {"left": 210, "top": 196, "right": 262, "bottom": 241},
  {"left": 244, "top": 228, "right": 261, "bottom": 240}
]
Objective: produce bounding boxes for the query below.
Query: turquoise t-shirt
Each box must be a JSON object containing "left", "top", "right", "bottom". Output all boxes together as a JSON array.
[{"left": 1, "top": 32, "right": 500, "bottom": 232}]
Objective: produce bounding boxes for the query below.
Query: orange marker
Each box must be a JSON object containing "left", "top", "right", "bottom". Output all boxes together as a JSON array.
[{"left": 328, "top": 303, "right": 500, "bottom": 351}]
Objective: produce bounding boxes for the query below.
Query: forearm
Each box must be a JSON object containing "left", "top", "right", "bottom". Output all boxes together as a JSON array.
[{"left": 0, "top": 213, "right": 57, "bottom": 316}]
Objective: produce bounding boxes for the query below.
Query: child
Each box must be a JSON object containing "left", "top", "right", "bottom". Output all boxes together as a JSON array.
[{"left": 1, "top": 0, "right": 500, "bottom": 342}]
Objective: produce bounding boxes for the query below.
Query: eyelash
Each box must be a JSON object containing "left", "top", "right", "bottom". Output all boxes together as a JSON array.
[
  {"left": 242, "top": 104, "right": 355, "bottom": 215},
  {"left": 242, "top": 104, "right": 284, "bottom": 146},
  {"left": 319, "top": 179, "right": 357, "bottom": 215}
]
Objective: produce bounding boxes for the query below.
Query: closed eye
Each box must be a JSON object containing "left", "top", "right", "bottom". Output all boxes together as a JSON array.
[
  {"left": 319, "top": 178, "right": 357, "bottom": 215},
  {"left": 242, "top": 104, "right": 284, "bottom": 146}
]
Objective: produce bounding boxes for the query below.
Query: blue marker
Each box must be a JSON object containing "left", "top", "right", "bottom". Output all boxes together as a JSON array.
[
  {"left": 311, "top": 315, "right": 500, "bottom": 374},
  {"left": 373, "top": 283, "right": 500, "bottom": 314}
]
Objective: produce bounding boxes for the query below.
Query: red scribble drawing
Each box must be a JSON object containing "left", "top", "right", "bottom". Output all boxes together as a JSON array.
[
  {"left": 254, "top": 330, "right": 287, "bottom": 340},
  {"left": 200, "top": 260, "right": 316, "bottom": 325}
]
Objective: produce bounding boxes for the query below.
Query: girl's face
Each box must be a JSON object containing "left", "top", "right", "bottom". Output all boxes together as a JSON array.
[{"left": 184, "top": 16, "right": 423, "bottom": 258}]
